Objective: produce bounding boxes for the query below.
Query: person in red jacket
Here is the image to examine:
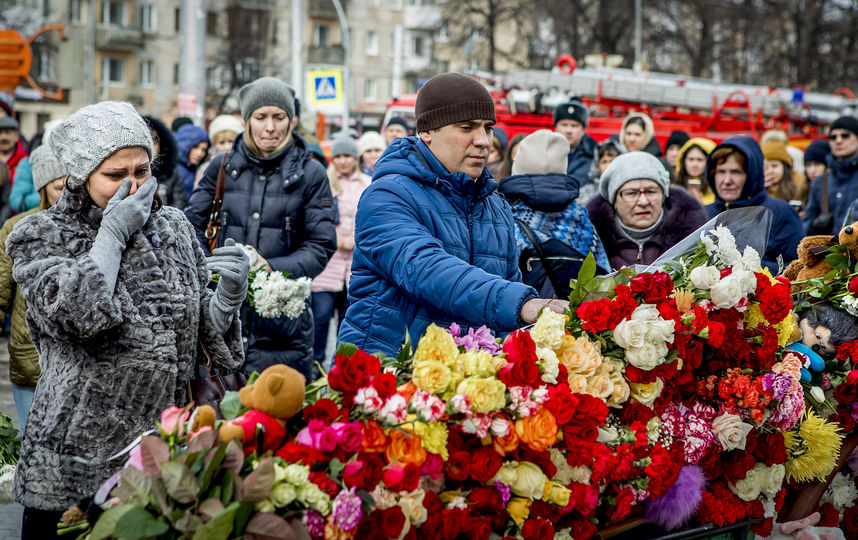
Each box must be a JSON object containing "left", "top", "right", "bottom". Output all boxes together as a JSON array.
[{"left": 0, "top": 117, "right": 27, "bottom": 182}]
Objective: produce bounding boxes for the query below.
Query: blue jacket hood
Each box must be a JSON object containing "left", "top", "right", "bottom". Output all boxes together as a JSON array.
[
  {"left": 373, "top": 136, "right": 498, "bottom": 203},
  {"left": 498, "top": 173, "right": 580, "bottom": 212},
  {"left": 707, "top": 135, "right": 766, "bottom": 210},
  {"left": 175, "top": 124, "right": 210, "bottom": 165}
]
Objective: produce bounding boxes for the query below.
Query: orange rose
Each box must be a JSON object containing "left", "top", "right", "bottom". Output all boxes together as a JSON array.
[
  {"left": 362, "top": 419, "right": 388, "bottom": 454},
  {"left": 385, "top": 428, "right": 428, "bottom": 467},
  {"left": 493, "top": 421, "right": 520, "bottom": 456},
  {"left": 397, "top": 381, "right": 418, "bottom": 402},
  {"left": 515, "top": 407, "right": 558, "bottom": 453}
]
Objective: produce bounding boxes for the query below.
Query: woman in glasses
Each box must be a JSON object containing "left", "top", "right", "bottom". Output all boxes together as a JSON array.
[{"left": 587, "top": 151, "right": 707, "bottom": 270}]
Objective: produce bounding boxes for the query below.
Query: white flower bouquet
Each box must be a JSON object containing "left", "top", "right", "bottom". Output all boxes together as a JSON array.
[{"left": 247, "top": 268, "right": 312, "bottom": 319}]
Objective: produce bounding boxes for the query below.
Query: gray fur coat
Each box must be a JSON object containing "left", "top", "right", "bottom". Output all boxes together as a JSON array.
[{"left": 6, "top": 204, "right": 244, "bottom": 510}]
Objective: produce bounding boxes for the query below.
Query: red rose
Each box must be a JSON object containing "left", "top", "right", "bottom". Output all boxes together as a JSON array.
[
  {"left": 850, "top": 277, "right": 858, "bottom": 296},
  {"left": 418, "top": 515, "right": 443, "bottom": 540},
  {"left": 468, "top": 518, "right": 492, "bottom": 540},
  {"left": 843, "top": 506, "right": 858, "bottom": 534},
  {"left": 344, "top": 456, "right": 382, "bottom": 491},
  {"left": 445, "top": 450, "right": 471, "bottom": 481},
  {"left": 721, "top": 452, "right": 756, "bottom": 484},
  {"left": 469, "top": 487, "right": 502, "bottom": 508},
  {"left": 302, "top": 398, "right": 339, "bottom": 424},
  {"left": 372, "top": 372, "right": 397, "bottom": 398},
  {"left": 440, "top": 509, "right": 464, "bottom": 538},
  {"left": 834, "top": 407, "right": 856, "bottom": 432},
  {"left": 631, "top": 271, "right": 674, "bottom": 303},
  {"left": 328, "top": 350, "right": 381, "bottom": 394},
  {"left": 624, "top": 364, "right": 659, "bottom": 384},
  {"left": 503, "top": 330, "right": 537, "bottom": 363},
  {"left": 470, "top": 446, "right": 503, "bottom": 483},
  {"left": 834, "top": 381, "right": 858, "bottom": 405},
  {"left": 521, "top": 517, "right": 554, "bottom": 540},
  {"left": 379, "top": 506, "right": 407, "bottom": 539},
  {"left": 497, "top": 359, "right": 540, "bottom": 387},
  {"left": 275, "top": 442, "right": 325, "bottom": 467},
  {"left": 818, "top": 502, "right": 841, "bottom": 527},
  {"left": 422, "top": 490, "right": 442, "bottom": 514},
  {"left": 568, "top": 520, "right": 598, "bottom": 540},
  {"left": 354, "top": 511, "right": 381, "bottom": 539},
  {"left": 576, "top": 299, "right": 613, "bottom": 333},
  {"left": 568, "top": 482, "right": 599, "bottom": 516}
]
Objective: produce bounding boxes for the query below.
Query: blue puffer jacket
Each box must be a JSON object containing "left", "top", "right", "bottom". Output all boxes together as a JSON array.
[
  {"left": 176, "top": 124, "right": 210, "bottom": 198},
  {"left": 185, "top": 133, "right": 336, "bottom": 377},
  {"left": 705, "top": 136, "right": 803, "bottom": 275},
  {"left": 338, "top": 137, "right": 538, "bottom": 358}
]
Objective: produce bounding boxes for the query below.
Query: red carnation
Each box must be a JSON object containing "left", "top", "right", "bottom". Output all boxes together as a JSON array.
[
  {"left": 611, "top": 486, "right": 636, "bottom": 521},
  {"left": 378, "top": 506, "right": 407, "bottom": 539},
  {"left": 544, "top": 384, "right": 579, "bottom": 425},
  {"left": 837, "top": 340, "right": 858, "bottom": 363},
  {"left": 503, "top": 329, "right": 538, "bottom": 364},
  {"left": 818, "top": 502, "right": 841, "bottom": 527},
  {"left": 759, "top": 282, "right": 792, "bottom": 323},
  {"left": 576, "top": 299, "right": 613, "bottom": 333}
]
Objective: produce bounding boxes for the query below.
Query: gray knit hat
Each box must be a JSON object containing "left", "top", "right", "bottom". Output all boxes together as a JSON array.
[
  {"left": 511, "top": 129, "right": 570, "bottom": 176},
  {"left": 600, "top": 151, "right": 670, "bottom": 204},
  {"left": 29, "top": 144, "right": 67, "bottom": 191},
  {"left": 331, "top": 135, "right": 358, "bottom": 158},
  {"left": 49, "top": 101, "right": 153, "bottom": 188},
  {"left": 239, "top": 77, "right": 296, "bottom": 122}
]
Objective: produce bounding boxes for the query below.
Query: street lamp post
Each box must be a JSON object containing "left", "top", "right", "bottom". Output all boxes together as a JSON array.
[{"left": 330, "top": 0, "right": 349, "bottom": 131}]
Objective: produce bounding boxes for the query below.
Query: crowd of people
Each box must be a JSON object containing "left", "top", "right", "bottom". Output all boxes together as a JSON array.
[{"left": 0, "top": 72, "right": 855, "bottom": 536}]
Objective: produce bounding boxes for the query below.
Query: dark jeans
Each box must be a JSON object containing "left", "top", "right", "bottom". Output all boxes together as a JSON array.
[
  {"left": 311, "top": 289, "right": 349, "bottom": 365},
  {"left": 22, "top": 507, "right": 64, "bottom": 539}
]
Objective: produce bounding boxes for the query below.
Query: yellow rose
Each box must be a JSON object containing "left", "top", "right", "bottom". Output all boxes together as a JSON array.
[
  {"left": 515, "top": 407, "right": 558, "bottom": 453},
  {"left": 559, "top": 334, "right": 602, "bottom": 376},
  {"left": 413, "top": 361, "right": 452, "bottom": 395},
  {"left": 508, "top": 461, "right": 547, "bottom": 499},
  {"left": 413, "top": 324, "right": 459, "bottom": 367},
  {"left": 585, "top": 368, "right": 613, "bottom": 400},
  {"left": 506, "top": 497, "right": 532, "bottom": 526},
  {"left": 606, "top": 370, "right": 631, "bottom": 408},
  {"left": 568, "top": 374, "right": 589, "bottom": 395},
  {"left": 413, "top": 421, "right": 449, "bottom": 460},
  {"left": 455, "top": 349, "right": 499, "bottom": 378},
  {"left": 542, "top": 481, "right": 571, "bottom": 507},
  {"left": 629, "top": 379, "right": 664, "bottom": 407},
  {"left": 457, "top": 377, "right": 507, "bottom": 413}
]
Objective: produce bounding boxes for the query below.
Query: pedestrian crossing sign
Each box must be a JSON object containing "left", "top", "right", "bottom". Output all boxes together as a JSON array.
[{"left": 308, "top": 69, "right": 343, "bottom": 106}]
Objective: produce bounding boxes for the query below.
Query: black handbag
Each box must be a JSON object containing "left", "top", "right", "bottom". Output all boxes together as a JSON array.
[
  {"left": 188, "top": 341, "right": 246, "bottom": 415},
  {"left": 809, "top": 172, "right": 834, "bottom": 235}
]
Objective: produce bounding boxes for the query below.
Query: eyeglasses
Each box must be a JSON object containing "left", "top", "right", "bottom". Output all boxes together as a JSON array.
[
  {"left": 617, "top": 188, "right": 662, "bottom": 203},
  {"left": 829, "top": 132, "right": 854, "bottom": 141}
]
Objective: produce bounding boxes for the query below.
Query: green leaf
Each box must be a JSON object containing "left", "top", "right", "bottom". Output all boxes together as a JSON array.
[
  {"left": 161, "top": 461, "right": 201, "bottom": 504},
  {"left": 112, "top": 505, "right": 169, "bottom": 539},
  {"left": 826, "top": 253, "right": 849, "bottom": 271},
  {"left": 233, "top": 501, "right": 255, "bottom": 535},
  {"left": 139, "top": 435, "right": 170, "bottom": 477},
  {"left": 222, "top": 470, "right": 237, "bottom": 504},
  {"left": 243, "top": 512, "right": 293, "bottom": 540},
  {"left": 200, "top": 443, "right": 228, "bottom": 492},
  {"left": 239, "top": 456, "right": 275, "bottom": 502},
  {"left": 175, "top": 512, "right": 203, "bottom": 535},
  {"left": 335, "top": 341, "right": 359, "bottom": 358},
  {"left": 219, "top": 391, "right": 244, "bottom": 420},
  {"left": 577, "top": 253, "right": 597, "bottom": 290},
  {"left": 396, "top": 331, "right": 412, "bottom": 366},
  {"left": 222, "top": 441, "right": 244, "bottom": 474},
  {"left": 111, "top": 466, "right": 152, "bottom": 505},
  {"left": 189, "top": 429, "right": 219, "bottom": 454},
  {"left": 88, "top": 503, "right": 135, "bottom": 540},
  {"left": 199, "top": 498, "right": 226, "bottom": 522},
  {"left": 328, "top": 458, "right": 344, "bottom": 480},
  {"left": 192, "top": 501, "right": 238, "bottom": 540}
]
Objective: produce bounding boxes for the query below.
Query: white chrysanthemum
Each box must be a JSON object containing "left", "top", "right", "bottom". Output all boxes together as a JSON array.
[
  {"left": 741, "top": 246, "right": 762, "bottom": 272},
  {"left": 822, "top": 472, "right": 858, "bottom": 510},
  {"left": 842, "top": 295, "right": 858, "bottom": 318},
  {"left": 250, "top": 271, "right": 312, "bottom": 319},
  {"left": 0, "top": 464, "right": 14, "bottom": 504}
]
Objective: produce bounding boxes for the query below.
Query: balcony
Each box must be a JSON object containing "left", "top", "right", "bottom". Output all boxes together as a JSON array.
[
  {"left": 308, "top": 0, "right": 339, "bottom": 19},
  {"left": 307, "top": 44, "right": 345, "bottom": 65},
  {"left": 95, "top": 26, "right": 144, "bottom": 52},
  {"left": 403, "top": 5, "right": 441, "bottom": 30},
  {"left": 403, "top": 55, "right": 432, "bottom": 74}
]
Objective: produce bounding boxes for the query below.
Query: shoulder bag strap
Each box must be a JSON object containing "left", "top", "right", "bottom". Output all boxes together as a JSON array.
[
  {"left": 205, "top": 153, "right": 229, "bottom": 252},
  {"left": 515, "top": 218, "right": 565, "bottom": 299},
  {"left": 820, "top": 172, "right": 830, "bottom": 215}
]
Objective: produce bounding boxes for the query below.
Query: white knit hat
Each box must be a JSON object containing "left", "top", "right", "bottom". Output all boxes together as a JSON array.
[
  {"left": 208, "top": 114, "right": 244, "bottom": 143},
  {"left": 358, "top": 131, "right": 386, "bottom": 157},
  {"left": 511, "top": 129, "right": 570, "bottom": 176},
  {"left": 49, "top": 101, "right": 153, "bottom": 188},
  {"left": 600, "top": 151, "right": 670, "bottom": 204},
  {"left": 29, "top": 144, "right": 66, "bottom": 191}
]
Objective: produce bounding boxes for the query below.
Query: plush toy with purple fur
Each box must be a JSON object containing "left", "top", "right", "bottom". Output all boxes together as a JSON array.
[{"left": 645, "top": 465, "right": 707, "bottom": 530}]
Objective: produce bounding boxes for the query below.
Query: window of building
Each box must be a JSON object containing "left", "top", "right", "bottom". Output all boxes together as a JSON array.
[
  {"left": 406, "top": 0, "right": 418, "bottom": 6},
  {"left": 69, "top": 0, "right": 83, "bottom": 24},
  {"left": 313, "top": 24, "right": 330, "bottom": 47},
  {"left": 365, "top": 30, "right": 378, "bottom": 56},
  {"left": 101, "top": 0, "right": 125, "bottom": 26},
  {"left": 175, "top": 7, "right": 181, "bottom": 33},
  {"left": 364, "top": 79, "right": 376, "bottom": 101},
  {"left": 390, "top": 0, "right": 402, "bottom": 9},
  {"left": 102, "top": 57, "right": 125, "bottom": 85},
  {"left": 368, "top": 0, "right": 379, "bottom": 5},
  {"left": 438, "top": 23, "right": 449, "bottom": 42},
  {"left": 139, "top": 59, "right": 153, "bottom": 86},
  {"left": 140, "top": 4, "right": 157, "bottom": 32},
  {"left": 411, "top": 35, "right": 425, "bottom": 57},
  {"left": 206, "top": 12, "right": 218, "bottom": 35},
  {"left": 37, "top": 51, "right": 53, "bottom": 80}
]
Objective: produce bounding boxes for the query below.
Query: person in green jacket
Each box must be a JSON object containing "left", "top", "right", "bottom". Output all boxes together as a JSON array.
[{"left": 0, "top": 143, "right": 66, "bottom": 431}]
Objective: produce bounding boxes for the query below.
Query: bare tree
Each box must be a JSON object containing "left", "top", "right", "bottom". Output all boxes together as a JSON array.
[{"left": 440, "top": 0, "right": 533, "bottom": 72}]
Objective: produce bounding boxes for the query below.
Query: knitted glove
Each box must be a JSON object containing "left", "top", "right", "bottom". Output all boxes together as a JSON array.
[
  {"left": 89, "top": 177, "right": 157, "bottom": 295},
  {"left": 207, "top": 238, "right": 250, "bottom": 334}
]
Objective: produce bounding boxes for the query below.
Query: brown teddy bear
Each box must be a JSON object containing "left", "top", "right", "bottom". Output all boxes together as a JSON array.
[
  {"left": 217, "top": 364, "right": 306, "bottom": 455},
  {"left": 783, "top": 221, "right": 858, "bottom": 283}
]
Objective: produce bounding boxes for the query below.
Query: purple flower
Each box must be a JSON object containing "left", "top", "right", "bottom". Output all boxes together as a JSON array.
[
  {"left": 448, "top": 322, "right": 462, "bottom": 338},
  {"left": 303, "top": 510, "right": 325, "bottom": 539},
  {"left": 768, "top": 373, "right": 793, "bottom": 400},
  {"left": 454, "top": 325, "right": 501, "bottom": 354},
  {"left": 332, "top": 487, "right": 363, "bottom": 532},
  {"left": 494, "top": 481, "right": 511, "bottom": 506}
]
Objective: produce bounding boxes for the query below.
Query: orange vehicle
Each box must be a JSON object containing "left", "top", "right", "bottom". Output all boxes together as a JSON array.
[{"left": 381, "top": 59, "right": 858, "bottom": 148}]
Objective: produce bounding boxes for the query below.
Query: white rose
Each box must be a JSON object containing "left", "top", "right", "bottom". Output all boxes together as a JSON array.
[
  {"left": 256, "top": 499, "right": 276, "bottom": 512},
  {"left": 270, "top": 483, "right": 297, "bottom": 507},
  {"left": 613, "top": 319, "right": 648, "bottom": 349},
  {"left": 626, "top": 343, "right": 662, "bottom": 370},
  {"left": 709, "top": 275, "right": 744, "bottom": 309},
  {"left": 810, "top": 386, "right": 826, "bottom": 403},
  {"left": 690, "top": 266, "right": 721, "bottom": 290},
  {"left": 734, "top": 269, "right": 758, "bottom": 296},
  {"left": 398, "top": 491, "right": 428, "bottom": 526},
  {"left": 283, "top": 463, "right": 310, "bottom": 485},
  {"left": 629, "top": 379, "right": 663, "bottom": 407},
  {"left": 298, "top": 483, "right": 327, "bottom": 509},
  {"left": 711, "top": 412, "right": 753, "bottom": 451},
  {"left": 646, "top": 319, "right": 676, "bottom": 344},
  {"left": 631, "top": 304, "right": 660, "bottom": 322},
  {"left": 762, "top": 464, "right": 785, "bottom": 499},
  {"left": 732, "top": 464, "right": 764, "bottom": 501}
]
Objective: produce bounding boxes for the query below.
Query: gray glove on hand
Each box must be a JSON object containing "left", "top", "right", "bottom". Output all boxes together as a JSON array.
[
  {"left": 208, "top": 238, "right": 250, "bottom": 334},
  {"left": 89, "top": 177, "right": 157, "bottom": 296}
]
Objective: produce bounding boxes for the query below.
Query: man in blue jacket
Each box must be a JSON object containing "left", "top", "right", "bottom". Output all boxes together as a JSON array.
[
  {"left": 806, "top": 116, "right": 858, "bottom": 234},
  {"left": 338, "top": 73, "right": 566, "bottom": 357},
  {"left": 555, "top": 100, "right": 596, "bottom": 186},
  {"left": 705, "top": 136, "right": 803, "bottom": 275}
]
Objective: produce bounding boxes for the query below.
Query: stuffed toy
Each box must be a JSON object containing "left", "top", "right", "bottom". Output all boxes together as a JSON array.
[
  {"left": 767, "top": 512, "right": 844, "bottom": 540},
  {"left": 784, "top": 222, "right": 858, "bottom": 284},
  {"left": 219, "top": 364, "right": 306, "bottom": 455},
  {"left": 796, "top": 304, "right": 858, "bottom": 359}
]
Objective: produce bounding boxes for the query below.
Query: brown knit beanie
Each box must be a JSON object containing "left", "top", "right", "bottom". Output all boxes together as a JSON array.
[
  {"left": 415, "top": 73, "right": 495, "bottom": 132},
  {"left": 762, "top": 141, "right": 792, "bottom": 168}
]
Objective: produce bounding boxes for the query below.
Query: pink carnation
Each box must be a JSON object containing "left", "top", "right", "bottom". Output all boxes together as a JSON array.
[
  {"left": 354, "top": 386, "right": 383, "bottom": 413},
  {"left": 379, "top": 394, "right": 408, "bottom": 424}
]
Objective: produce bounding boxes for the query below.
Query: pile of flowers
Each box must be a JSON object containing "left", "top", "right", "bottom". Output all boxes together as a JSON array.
[
  {"left": 74, "top": 222, "right": 858, "bottom": 538},
  {"left": 0, "top": 411, "right": 19, "bottom": 504}
]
